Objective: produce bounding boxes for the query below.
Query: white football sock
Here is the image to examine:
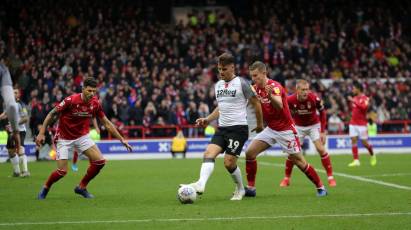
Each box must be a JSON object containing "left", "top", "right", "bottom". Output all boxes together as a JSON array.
[
  {"left": 198, "top": 162, "right": 214, "bottom": 188},
  {"left": 10, "top": 155, "right": 20, "bottom": 174},
  {"left": 19, "top": 155, "right": 28, "bottom": 172},
  {"left": 230, "top": 166, "right": 244, "bottom": 190}
]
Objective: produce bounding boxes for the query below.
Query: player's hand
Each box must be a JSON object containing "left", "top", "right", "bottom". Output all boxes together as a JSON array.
[
  {"left": 251, "top": 125, "right": 263, "bottom": 133},
  {"left": 320, "top": 132, "right": 327, "bottom": 145},
  {"left": 121, "top": 139, "right": 133, "bottom": 152},
  {"left": 195, "top": 118, "right": 209, "bottom": 128},
  {"left": 35, "top": 133, "right": 45, "bottom": 147}
]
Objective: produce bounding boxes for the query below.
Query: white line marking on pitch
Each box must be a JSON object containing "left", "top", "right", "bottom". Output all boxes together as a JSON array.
[
  {"left": 0, "top": 212, "right": 410, "bottom": 226},
  {"left": 362, "top": 173, "right": 411, "bottom": 178},
  {"left": 258, "top": 161, "right": 411, "bottom": 191}
]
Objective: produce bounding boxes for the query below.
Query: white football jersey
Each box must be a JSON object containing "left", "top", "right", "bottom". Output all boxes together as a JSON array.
[{"left": 214, "top": 76, "right": 255, "bottom": 127}]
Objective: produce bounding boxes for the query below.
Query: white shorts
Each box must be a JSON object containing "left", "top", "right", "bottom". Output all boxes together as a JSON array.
[
  {"left": 56, "top": 134, "right": 95, "bottom": 160},
  {"left": 349, "top": 125, "right": 368, "bottom": 140},
  {"left": 254, "top": 127, "right": 301, "bottom": 154},
  {"left": 296, "top": 123, "right": 321, "bottom": 143}
]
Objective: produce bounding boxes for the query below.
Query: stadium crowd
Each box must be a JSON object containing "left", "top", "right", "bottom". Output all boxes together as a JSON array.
[{"left": 0, "top": 0, "right": 410, "bottom": 138}]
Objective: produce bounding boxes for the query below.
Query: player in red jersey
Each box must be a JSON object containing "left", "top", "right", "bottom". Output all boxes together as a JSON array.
[
  {"left": 283, "top": 79, "right": 336, "bottom": 187},
  {"left": 348, "top": 82, "right": 376, "bottom": 167},
  {"left": 244, "top": 61, "right": 327, "bottom": 197},
  {"left": 37, "top": 77, "right": 132, "bottom": 199}
]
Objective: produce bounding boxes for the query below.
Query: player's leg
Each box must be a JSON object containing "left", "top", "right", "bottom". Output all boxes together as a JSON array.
[
  {"left": 289, "top": 153, "right": 327, "bottom": 196},
  {"left": 224, "top": 126, "right": 248, "bottom": 201},
  {"left": 348, "top": 125, "right": 360, "bottom": 166},
  {"left": 8, "top": 148, "right": 20, "bottom": 177},
  {"left": 75, "top": 135, "right": 105, "bottom": 198},
  {"left": 280, "top": 128, "right": 305, "bottom": 187},
  {"left": 310, "top": 126, "right": 335, "bottom": 186},
  {"left": 38, "top": 143, "right": 70, "bottom": 200},
  {"left": 278, "top": 131, "right": 326, "bottom": 196},
  {"left": 361, "top": 133, "right": 376, "bottom": 166},
  {"left": 71, "top": 151, "right": 79, "bottom": 172},
  {"left": 180, "top": 143, "right": 222, "bottom": 194},
  {"left": 245, "top": 139, "right": 270, "bottom": 189},
  {"left": 18, "top": 132, "right": 30, "bottom": 177}
]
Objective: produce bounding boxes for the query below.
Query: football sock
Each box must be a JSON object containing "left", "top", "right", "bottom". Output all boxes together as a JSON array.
[
  {"left": 302, "top": 164, "right": 323, "bottom": 189},
  {"left": 198, "top": 159, "right": 215, "bottom": 188},
  {"left": 352, "top": 144, "right": 359, "bottom": 160},
  {"left": 229, "top": 166, "right": 244, "bottom": 190},
  {"left": 285, "top": 156, "right": 294, "bottom": 178},
  {"left": 245, "top": 159, "right": 257, "bottom": 187},
  {"left": 10, "top": 155, "right": 20, "bottom": 174},
  {"left": 45, "top": 168, "right": 67, "bottom": 189},
  {"left": 19, "top": 154, "right": 28, "bottom": 172},
  {"left": 321, "top": 153, "right": 333, "bottom": 177},
  {"left": 73, "top": 151, "right": 78, "bottom": 164},
  {"left": 79, "top": 159, "right": 106, "bottom": 189}
]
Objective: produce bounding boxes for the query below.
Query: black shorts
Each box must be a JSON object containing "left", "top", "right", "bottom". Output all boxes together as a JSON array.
[
  {"left": 6, "top": 131, "right": 26, "bottom": 149},
  {"left": 210, "top": 125, "right": 248, "bottom": 156}
]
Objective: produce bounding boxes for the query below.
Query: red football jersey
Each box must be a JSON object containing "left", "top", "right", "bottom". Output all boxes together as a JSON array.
[
  {"left": 55, "top": 93, "right": 105, "bottom": 140},
  {"left": 287, "top": 92, "right": 327, "bottom": 131},
  {"left": 253, "top": 79, "right": 295, "bottom": 132},
  {"left": 350, "top": 94, "right": 369, "bottom": 126}
]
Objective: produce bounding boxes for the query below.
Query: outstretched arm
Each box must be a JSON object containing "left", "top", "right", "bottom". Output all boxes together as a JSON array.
[
  {"left": 99, "top": 116, "right": 132, "bottom": 152},
  {"left": 36, "top": 108, "right": 59, "bottom": 146},
  {"left": 196, "top": 107, "right": 219, "bottom": 128}
]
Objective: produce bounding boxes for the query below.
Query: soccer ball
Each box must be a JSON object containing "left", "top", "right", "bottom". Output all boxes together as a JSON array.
[{"left": 177, "top": 185, "right": 197, "bottom": 204}]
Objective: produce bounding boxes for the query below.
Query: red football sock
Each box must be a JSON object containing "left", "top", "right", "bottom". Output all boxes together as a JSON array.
[
  {"left": 246, "top": 159, "right": 257, "bottom": 187},
  {"left": 285, "top": 156, "right": 294, "bottom": 178},
  {"left": 303, "top": 164, "right": 323, "bottom": 188},
  {"left": 79, "top": 159, "right": 106, "bottom": 189},
  {"left": 321, "top": 153, "right": 333, "bottom": 177},
  {"left": 45, "top": 168, "right": 67, "bottom": 189},
  {"left": 352, "top": 145, "right": 359, "bottom": 160},
  {"left": 73, "top": 151, "right": 78, "bottom": 164},
  {"left": 366, "top": 144, "right": 374, "bottom": 156}
]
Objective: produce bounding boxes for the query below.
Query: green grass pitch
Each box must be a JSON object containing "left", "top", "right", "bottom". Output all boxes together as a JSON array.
[{"left": 0, "top": 154, "right": 411, "bottom": 230}]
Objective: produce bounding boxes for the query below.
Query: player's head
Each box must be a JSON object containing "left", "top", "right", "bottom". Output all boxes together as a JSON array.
[
  {"left": 82, "top": 77, "right": 98, "bottom": 101},
  {"left": 352, "top": 81, "right": 363, "bottom": 95},
  {"left": 249, "top": 61, "right": 267, "bottom": 86},
  {"left": 217, "top": 52, "right": 235, "bottom": 82},
  {"left": 296, "top": 79, "right": 310, "bottom": 100},
  {"left": 13, "top": 88, "right": 21, "bottom": 101}
]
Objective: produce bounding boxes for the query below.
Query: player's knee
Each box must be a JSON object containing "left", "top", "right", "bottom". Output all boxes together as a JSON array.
[
  {"left": 245, "top": 149, "right": 257, "bottom": 160},
  {"left": 57, "top": 168, "right": 67, "bottom": 176},
  {"left": 91, "top": 159, "right": 106, "bottom": 168},
  {"left": 223, "top": 156, "right": 236, "bottom": 170}
]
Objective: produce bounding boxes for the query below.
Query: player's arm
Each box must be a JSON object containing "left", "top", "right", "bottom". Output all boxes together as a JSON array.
[
  {"left": 92, "top": 117, "right": 100, "bottom": 134},
  {"left": 316, "top": 97, "right": 327, "bottom": 144},
  {"left": 196, "top": 107, "right": 219, "bottom": 128},
  {"left": 99, "top": 115, "right": 132, "bottom": 152},
  {"left": 249, "top": 96, "right": 264, "bottom": 133},
  {"left": 36, "top": 108, "right": 59, "bottom": 146}
]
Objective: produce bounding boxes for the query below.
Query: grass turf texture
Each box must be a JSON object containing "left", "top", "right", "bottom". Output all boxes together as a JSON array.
[{"left": 0, "top": 154, "right": 410, "bottom": 230}]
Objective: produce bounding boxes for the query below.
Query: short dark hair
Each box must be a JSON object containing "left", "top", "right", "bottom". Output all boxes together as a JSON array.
[
  {"left": 217, "top": 52, "right": 235, "bottom": 66},
  {"left": 83, "top": 77, "right": 98, "bottom": 88},
  {"left": 353, "top": 81, "right": 363, "bottom": 92},
  {"left": 249, "top": 61, "right": 267, "bottom": 72}
]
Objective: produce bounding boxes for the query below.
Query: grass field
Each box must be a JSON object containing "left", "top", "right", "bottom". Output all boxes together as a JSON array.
[{"left": 0, "top": 153, "right": 411, "bottom": 230}]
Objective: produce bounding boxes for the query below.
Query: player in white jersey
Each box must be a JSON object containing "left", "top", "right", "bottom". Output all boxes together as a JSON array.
[
  {"left": 180, "top": 53, "right": 263, "bottom": 201},
  {"left": 0, "top": 88, "right": 30, "bottom": 177}
]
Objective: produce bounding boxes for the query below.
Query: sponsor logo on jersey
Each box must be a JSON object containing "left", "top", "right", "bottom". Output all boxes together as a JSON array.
[{"left": 216, "top": 89, "right": 237, "bottom": 97}]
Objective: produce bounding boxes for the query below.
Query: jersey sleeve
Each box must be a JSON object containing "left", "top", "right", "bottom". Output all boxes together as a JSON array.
[
  {"left": 55, "top": 96, "right": 72, "bottom": 112},
  {"left": 240, "top": 77, "right": 256, "bottom": 99},
  {"left": 270, "top": 82, "right": 282, "bottom": 97}
]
